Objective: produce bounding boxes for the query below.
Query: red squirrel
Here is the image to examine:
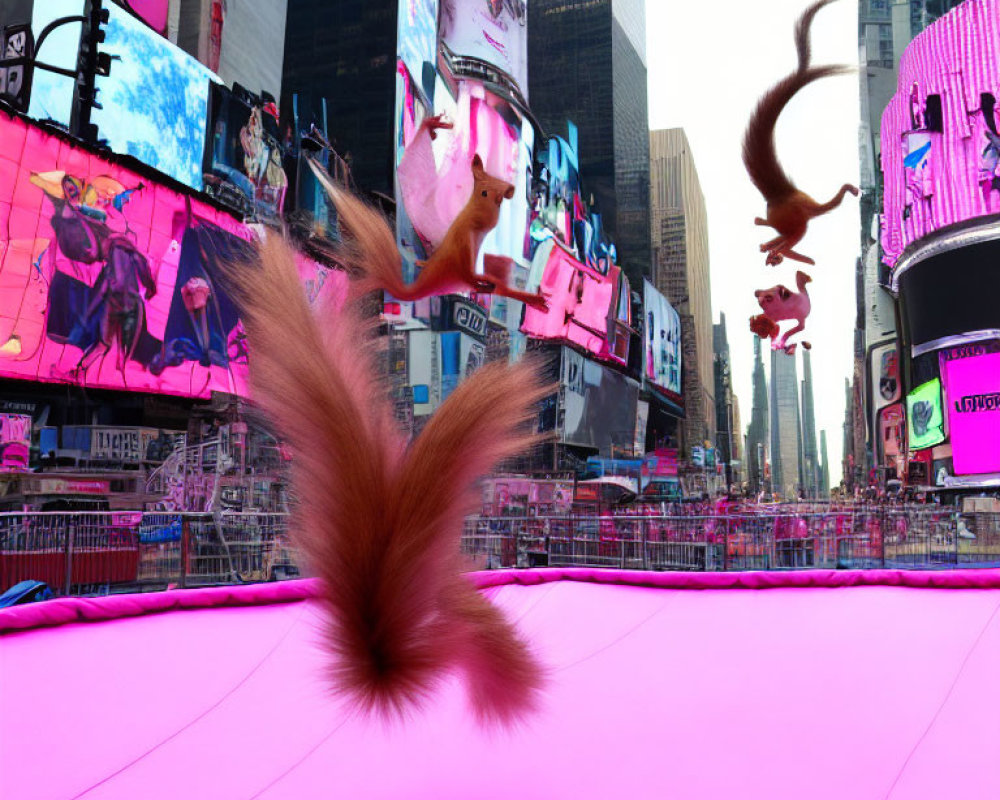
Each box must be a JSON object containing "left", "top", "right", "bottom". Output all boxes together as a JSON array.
[
  {"left": 233, "top": 234, "right": 548, "bottom": 726},
  {"left": 308, "top": 153, "right": 549, "bottom": 310},
  {"left": 742, "top": 0, "right": 858, "bottom": 266}
]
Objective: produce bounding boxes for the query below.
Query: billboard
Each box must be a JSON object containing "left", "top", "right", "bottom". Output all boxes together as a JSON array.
[
  {"left": 22, "top": 1, "right": 215, "bottom": 190},
  {"left": 877, "top": 404, "right": 905, "bottom": 479},
  {"left": 438, "top": 0, "right": 528, "bottom": 98},
  {"left": 642, "top": 279, "right": 682, "bottom": 398},
  {"left": 0, "top": 412, "right": 30, "bottom": 472},
  {"left": 881, "top": 0, "right": 1000, "bottom": 271},
  {"left": 0, "top": 112, "right": 345, "bottom": 400},
  {"left": 906, "top": 378, "right": 945, "bottom": 451},
  {"left": 398, "top": 0, "right": 439, "bottom": 99},
  {"left": 559, "top": 346, "right": 639, "bottom": 452},
  {"left": 940, "top": 345, "right": 1000, "bottom": 475},
  {"left": 520, "top": 239, "right": 629, "bottom": 364},
  {"left": 203, "top": 83, "right": 287, "bottom": 221},
  {"left": 407, "top": 329, "right": 485, "bottom": 416}
]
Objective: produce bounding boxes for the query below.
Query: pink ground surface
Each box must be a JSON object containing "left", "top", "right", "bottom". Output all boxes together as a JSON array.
[{"left": 2, "top": 569, "right": 999, "bottom": 799}]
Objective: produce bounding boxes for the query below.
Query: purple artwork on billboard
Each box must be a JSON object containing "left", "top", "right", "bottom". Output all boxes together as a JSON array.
[
  {"left": 0, "top": 113, "right": 346, "bottom": 400},
  {"left": 881, "top": 0, "right": 1000, "bottom": 271}
]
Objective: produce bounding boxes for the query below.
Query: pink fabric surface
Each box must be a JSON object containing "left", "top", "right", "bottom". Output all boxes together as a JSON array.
[
  {"left": 2, "top": 570, "right": 1000, "bottom": 798},
  {"left": 6, "top": 567, "right": 1000, "bottom": 634}
]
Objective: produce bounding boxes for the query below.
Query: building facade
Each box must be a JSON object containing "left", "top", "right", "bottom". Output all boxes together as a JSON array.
[
  {"left": 746, "top": 336, "right": 770, "bottom": 496},
  {"left": 528, "top": 0, "right": 651, "bottom": 288},
  {"left": 799, "top": 348, "right": 820, "bottom": 498},
  {"left": 769, "top": 349, "right": 802, "bottom": 500},
  {"left": 650, "top": 128, "right": 714, "bottom": 457}
]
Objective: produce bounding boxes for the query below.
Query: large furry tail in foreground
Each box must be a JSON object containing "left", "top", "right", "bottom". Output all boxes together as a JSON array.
[
  {"left": 306, "top": 157, "right": 410, "bottom": 301},
  {"left": 233, "top": 235, "right": 548, "bottom": 725}
]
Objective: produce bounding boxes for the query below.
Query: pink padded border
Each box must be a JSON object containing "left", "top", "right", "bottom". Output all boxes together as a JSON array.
[{"left": 3, "top": 568, "right": 1000, "bottom": 635}]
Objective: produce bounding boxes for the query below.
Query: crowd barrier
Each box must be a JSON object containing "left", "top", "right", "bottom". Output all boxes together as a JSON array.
[{"left": 2, "top": 508, "right": 1000, "bottom": 596}]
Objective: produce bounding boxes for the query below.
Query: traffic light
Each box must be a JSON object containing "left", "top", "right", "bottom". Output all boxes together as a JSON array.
[{"left": 72, "top": 0, "right": 111, "bottom": 142}]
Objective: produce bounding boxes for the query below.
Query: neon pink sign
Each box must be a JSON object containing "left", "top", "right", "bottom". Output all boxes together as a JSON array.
[
  {"left": 0, "top": 113, "right": 346, "bottom": 400},
  {"left": 520, "top": 239, "right": 626, "bottom": 363},
  {"left": 941, "top": 350, "right": 1000, "bottom": 475},
  {"left": 881, "top": 0, "right": 1000, "bottom": 269}
]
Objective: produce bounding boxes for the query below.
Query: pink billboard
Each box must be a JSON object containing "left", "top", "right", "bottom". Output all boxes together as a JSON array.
[
  {"left": 0, "top": 113, "right": 345, "bottom": 400},
  {"left": 520, "top": 238, "right": 628, "bottom": 364},
  {"left": 881, "top": 0, "right": 1000, "bottom": 272},
  {"left": 940, "top": 348, "right": 1000, "bottom": 476}
]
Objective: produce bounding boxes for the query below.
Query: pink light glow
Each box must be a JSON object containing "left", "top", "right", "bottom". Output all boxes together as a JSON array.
[
  {"left": 520, "top": 240, "right": 623, "bottom": 362},
  {"left": 0, "top": 113, "right": 346, "bottom": 400},
  {"left": 881, "top": 0, "right": 1000, "bottom": 269},
  {"left": 941, "top": 350, "right": 1000, "bottom": 475},
  {"left": 2, "top": 571, "right": 999, "bottom": 798}
]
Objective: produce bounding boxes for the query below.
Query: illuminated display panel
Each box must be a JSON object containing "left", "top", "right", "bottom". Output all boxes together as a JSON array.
[
  {"left": 940, "top": 347, "right": 1000, "bottom": 475},
  {"left": 0, "top": 112, "right": 344, "bottom": 400},
  {"left": 881, "top": 0, "right": 1000, "bottom": 270}
]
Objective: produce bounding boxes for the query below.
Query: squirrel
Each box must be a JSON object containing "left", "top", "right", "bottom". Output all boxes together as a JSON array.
[
  {"left": 749, "top": 269, "right": 813, "bottom": 355},
  {"left": 742, "top": 0, "right": 858, "bottom": 266},
  {"left": 231, "top": 234, "right": 548, "bottom": 726},
  {"left": 308, "top": 151, "right": 549, "bottom": 310}
]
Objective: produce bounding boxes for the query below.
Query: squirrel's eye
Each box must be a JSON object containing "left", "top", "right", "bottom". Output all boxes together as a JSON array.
[{"left": 481, "top": 190, "right": 488, "bottom": 197}]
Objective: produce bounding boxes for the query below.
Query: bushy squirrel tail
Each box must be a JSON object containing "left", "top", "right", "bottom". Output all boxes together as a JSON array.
[{"left": 234, "top": 234, "right": 548, "bottom": 725}]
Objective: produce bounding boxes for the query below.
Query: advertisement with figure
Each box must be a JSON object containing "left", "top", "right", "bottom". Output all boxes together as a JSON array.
[
  {"left": 0, "top": 413, "right": 31, "bottom": 472},
  {"left": 642, "top": 279, "right": 682, "bottom": 398},
  {"left": 0, "top": 112, "right": 346, "bottom": 400},
  {"left": 398, "top": 0, "right": 439, "bottom": 99},
  {"left": 906, "top": 378, "right": 945, "bottom": 451},
  {"left": 203, "top": 83, "right": 288, "bottom": 221},
  {"left": 940, "top": 344, "right": 1000, "bottom": 475},
  {"left": 438, "top": 0, "right": 528, "bottom": 98}
]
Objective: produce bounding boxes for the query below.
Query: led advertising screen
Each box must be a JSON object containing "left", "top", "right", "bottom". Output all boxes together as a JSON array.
[
  {"left": 94, "top": 4, "right": 214, "bottom": 190},
  {"left": 906, "top": 378, "right": 945, "bottom": 451},
  {"left": 642, "top": 279, "right": 682, "bottom": 398},
  {"left": 940, "top": 346, "right": 1000, "bottom": 475},
  {"left": 880, "top": 0, "right": 1000, "bottom": 270},
  {"left": 0, "top": 112, "right": 345, "bottom": 400},
  {"left": 520, "top": 239, "right": 629, "bottom": 364},
  {"left": 438, "top": 0, "right": 528, "bottom": 98},
  {"left": 0, "top": 412, "right": 31, "bottom": 472},
  {"left": 203, "top": 83, "right": 287, "bottom": 221},
  {"left": 22, "top": 1, "right": 214, "bottom": 190},
  {"left": 560, "top": 346, "right": 639, "bottom": 452},
  {"left": 398, "top": 0, "right": 439, "bottom": 99}
]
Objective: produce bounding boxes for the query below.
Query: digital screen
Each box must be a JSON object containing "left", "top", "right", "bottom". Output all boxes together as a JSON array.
[
  {"left": 438, "top": 0, "right": 528, "bottom": 97},
  {"left": 906, "top": 378, "right": 945, "bottom": 451},
  {"left": 203, "top": 83, "right": 287, "bottom": 220},
  {"left": 0, "top": 112, "right": 345, "bottom": 400},
  {"left": 397, "top": 0, "right": 439, "bottom": 99},
  {"left": 560, "top": 346, "right": 639, "bottom": 451},
  {"left": 23, "top": 1, "right": 214, "bottom": 190},
  {"left": 642, "top": 279, "right": 682, "bottom": 397},
  {"left": 0, "top": 412, "right": 31, "bottom": 472},
  {"left": 94, "top": 4, "right": 214, "bottom": 189},
  {"left": 521, "top": 239, "right": 621, "bottom": 362},
  {"left": 941, "top": 348, "right": 1000, "bottom": 475}
]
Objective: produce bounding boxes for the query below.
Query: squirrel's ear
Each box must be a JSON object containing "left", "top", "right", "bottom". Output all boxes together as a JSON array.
[
  {"left": 503, "top": 184, "right": 515, "bottom": 199},
  {"left": 472, "top": 153, "right": 484, "bottom": 170}
]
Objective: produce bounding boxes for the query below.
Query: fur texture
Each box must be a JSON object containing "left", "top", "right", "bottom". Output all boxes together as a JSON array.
[
  {"left": 233, "top": 234, "right": 549, "bottom": 725},
  {"left": 307, "top": 155, "right": 549, "bottom": 310},
  {"left": 742, "top": 0, "right": 858, "bottom": 266}
]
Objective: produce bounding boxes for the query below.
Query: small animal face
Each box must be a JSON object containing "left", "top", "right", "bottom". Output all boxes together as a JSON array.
[
  {"left": 472, "top": 154, "right": 515, "bottom": 208},
  {"left": 754, "top": 272, "right": 811, "bottom": 323}
]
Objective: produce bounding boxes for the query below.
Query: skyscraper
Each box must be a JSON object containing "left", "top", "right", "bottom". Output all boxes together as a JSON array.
[
  {"left": 799, "top": 348, "right": 819, "bottom": 498},
  {"left": 769, "top": 349, "right": 802, "bottom": 500},
  {"left": 713, "top": 313, "right": 736, "bottom": 487},
  {"left": 746, "top": 336, "right": 769, "bottom": 495},
  {"left": 528, "top": 0, "right": 651, "bottom": 288},
  {"left": 282, "top": 0, "right": 398, "bottom": 197},
  {"left": 820, "top": 429, "right": 831, "bottom": 498},
  {"left": 649, "top": 128, "right": 714, "bottom": 455}
]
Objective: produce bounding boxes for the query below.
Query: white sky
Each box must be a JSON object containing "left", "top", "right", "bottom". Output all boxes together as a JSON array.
[{"left": 647, "top": 0, "right": 861, "bottom": 485}]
